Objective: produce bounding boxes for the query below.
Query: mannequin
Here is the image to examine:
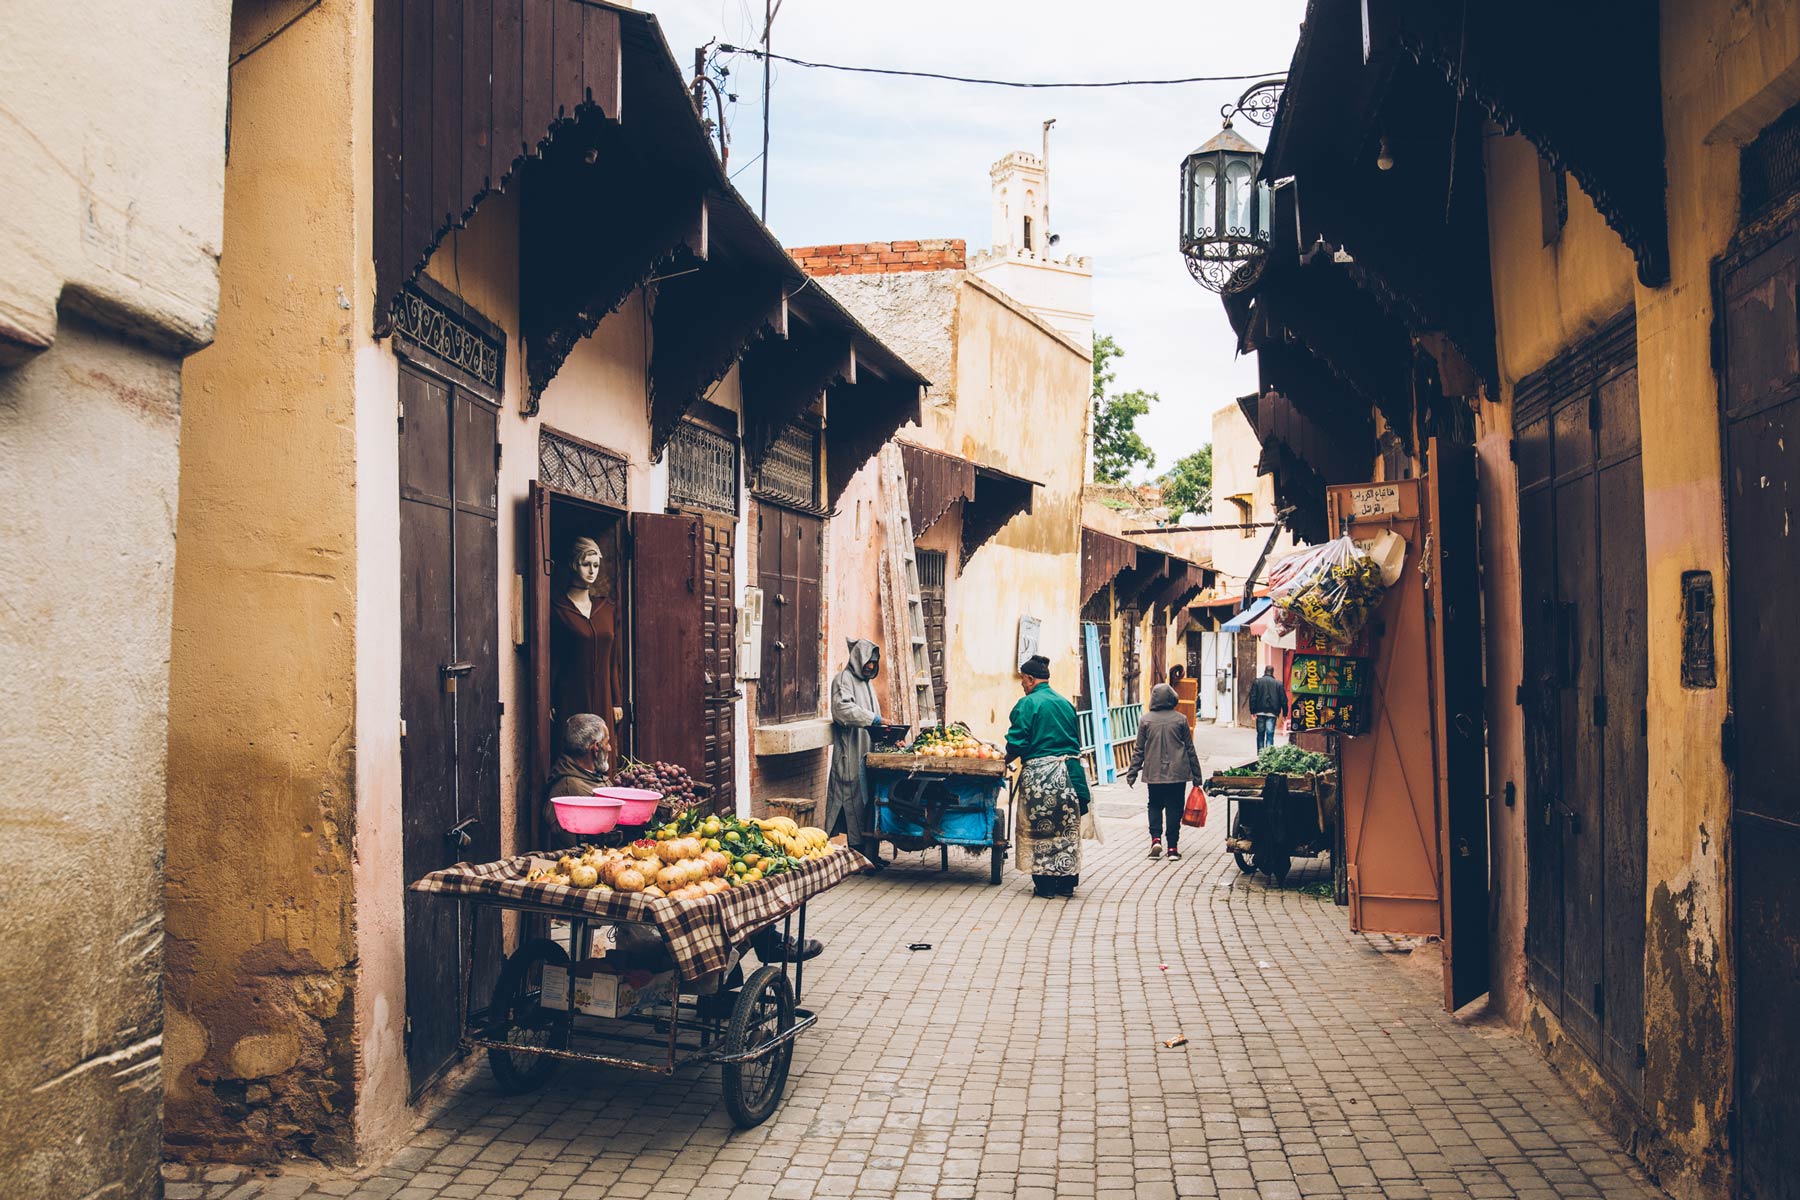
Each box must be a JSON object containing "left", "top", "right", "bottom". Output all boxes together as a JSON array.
[{"left": 550, "top": 536, "right": 623, "bottom": 742}]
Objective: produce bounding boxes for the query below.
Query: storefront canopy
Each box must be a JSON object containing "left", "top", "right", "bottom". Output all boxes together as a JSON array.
[
  {"left": 1081, "top": 527, "right": 1140, "bottom": 606},
  {"left": 1222, "top": 597, "right": 1272, "bottom": 632}
]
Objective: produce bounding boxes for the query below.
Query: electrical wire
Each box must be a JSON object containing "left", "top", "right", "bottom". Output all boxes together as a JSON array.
[{"left": 716, "top": 45, "right": 1286, "bottom": 89}]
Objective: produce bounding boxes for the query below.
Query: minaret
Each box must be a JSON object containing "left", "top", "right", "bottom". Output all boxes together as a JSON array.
[{"left": 969, "top": 136, "right": 1093, "bottom": 349}]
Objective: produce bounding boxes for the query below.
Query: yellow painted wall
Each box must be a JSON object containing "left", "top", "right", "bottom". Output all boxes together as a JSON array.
[
  {"left": 165, "top": 0, "right": 368, "bottom": 1164},
  {"left": 1210, "top": 400, "right": 1296, "bottom": 592},
  {"left": 1478, "top": 6, "right": 1800, "bottom": 1192}
]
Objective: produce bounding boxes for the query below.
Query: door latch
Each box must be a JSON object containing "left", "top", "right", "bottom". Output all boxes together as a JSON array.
[
  {"left": 440, "top": 660, "right": 474, "bottom": 694},
  {"left": 447, "top": 815, "right": 481, "bottom": 851}
]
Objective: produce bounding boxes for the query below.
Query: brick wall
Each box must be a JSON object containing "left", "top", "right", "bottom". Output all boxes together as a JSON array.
[
  {"left": 789, "top": 239, "right": 966, "bottom": 276},
  {"left": 747, "top": 749, "right": 830, "bottom": 822}
]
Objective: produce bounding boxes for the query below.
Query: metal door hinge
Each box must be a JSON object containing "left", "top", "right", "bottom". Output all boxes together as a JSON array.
[
  {"left": 1593, "top": 983, "right": 1604, "bottom": 1021},
  {"left": 1722, "top": 714, "right": 1737, "bottom": 765},
  {"left": 1508, "top": 437, "right": 1518, "bottom": 462},
  {"left": 495, "top": 441, "right": 504, "bottom": 467},
  {"left": 1593, "top": 694, "right": 1607, "bottom": 727},
  {"left": 400, "top": 718, "right": 407, "bottom": 740},
  {"left": 397, "top": 396, "right": 405, "bottom": 429},
  {"left": 1515, "top": 683, "right": 1524, "bottom": 707}
]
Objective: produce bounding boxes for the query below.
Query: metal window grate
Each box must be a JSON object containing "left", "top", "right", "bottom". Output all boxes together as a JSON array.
[
  {"left": 668, "top": 420, "right": 738, "bottom": 514},
  {"left": 916, "top": 548, "right": 946, "bottom": 592},
  {"left": 539, "top": 428, "right": 628, "bottom": 506},
  {"left": 755, "top": 421, "right": 822, "bottom": 511},
  {"left": 1743, "top": 102, "right": 1800, "bottom": 221}
]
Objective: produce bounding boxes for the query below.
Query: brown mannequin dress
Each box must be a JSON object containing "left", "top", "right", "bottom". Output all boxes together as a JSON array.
[{"left": 551, "top": 593, "right": 619, "bottom": 739}]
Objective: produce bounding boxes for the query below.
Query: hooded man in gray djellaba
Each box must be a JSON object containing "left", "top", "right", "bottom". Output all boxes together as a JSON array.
[{"left": 826, "top": 638, "right": 883, "bottom": 861}]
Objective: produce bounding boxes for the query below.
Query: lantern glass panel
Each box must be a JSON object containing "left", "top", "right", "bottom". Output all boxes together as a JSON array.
[
  {"left": 1191, "top": 159, "right": 1217, "bottom": 238},
  {"left": 1225, "top": 159, "right": 1253, "bottom": 235}
]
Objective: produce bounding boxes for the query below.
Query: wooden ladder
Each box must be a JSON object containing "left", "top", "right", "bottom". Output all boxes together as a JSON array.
[{"left": 876, "top": 444, "right": 940, "bottom": 732}]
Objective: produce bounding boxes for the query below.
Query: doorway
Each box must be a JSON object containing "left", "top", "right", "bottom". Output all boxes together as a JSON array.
[
  {"left": 1514, "top": 309, "right": 1648, "bottom": 1099},
  {"left": 917, "top": 549, "right": 949, "bottom": 719},
  {"left": 398, "top": 361, "right": 502, "bottom": 1096},
  {"left": 1718, "top": 213, "right": 1800, "bottom": 1200}
]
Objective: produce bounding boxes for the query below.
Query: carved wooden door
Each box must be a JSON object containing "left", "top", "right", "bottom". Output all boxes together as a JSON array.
[{"left": 700, "top": 512, "right": 738, "bottom": 815}]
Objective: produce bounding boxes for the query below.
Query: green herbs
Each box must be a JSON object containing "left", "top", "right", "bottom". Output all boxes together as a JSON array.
[{"left": 1220, "top": 745, "right": 1335, "bottom": 777}]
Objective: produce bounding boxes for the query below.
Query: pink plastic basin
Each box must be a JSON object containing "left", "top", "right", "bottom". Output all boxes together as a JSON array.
[
  {"left": 551, "top": 795, "right": 624, "bottom": 835},
  {"left": 594, "top": 786, "right": 662, "bottom": 826}
]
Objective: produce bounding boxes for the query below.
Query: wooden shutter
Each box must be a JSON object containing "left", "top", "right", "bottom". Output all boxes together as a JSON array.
[{"left": 630, "top": 511, "right": 705, "bottom": 771}]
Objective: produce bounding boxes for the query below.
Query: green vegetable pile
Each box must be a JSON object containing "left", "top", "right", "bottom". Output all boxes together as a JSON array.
[{"left": 1220, "top": 745, "right": 1335, "bottom": 777}]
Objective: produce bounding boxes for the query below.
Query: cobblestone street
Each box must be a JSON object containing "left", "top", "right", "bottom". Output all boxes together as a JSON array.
[{"left": 168, "top": 737, "right": 1662, "bottom": 1200}]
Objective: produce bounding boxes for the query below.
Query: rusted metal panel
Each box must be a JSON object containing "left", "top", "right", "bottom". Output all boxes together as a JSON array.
[
  {"left": 527, "top": 481, "right": 553, "bottom": 846},
  {"left": 1329, "top": 480, "right": 1442, "bottom": 939},
  {"left": 1721, "top": 225, "right": 1800, "bottom": 1199},
  {"left": 491, "top": 0, "right": 522, "bottom": 177},
  {"left": 898, "top": 442, "right": 975, "bottom": 537},
  {"left": 431, "top": 0, "right": 464, "bottom": 237},
  {"left": 793, "top": 509, "right": 823, "bottom": 719},
  {"left": 461, "top": 0, "right": 492, "bottom": 205},
  {"left": 1517, "top": 419, "right": 1564, "bottom": 1012},
  {"left": 630, "top": 511, "right": 704, "bottom": 773},
  {"left": 755, "top": 504, "right": 824, "bottom": 725}
]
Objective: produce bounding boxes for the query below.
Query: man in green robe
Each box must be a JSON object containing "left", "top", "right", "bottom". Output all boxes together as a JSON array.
[{"left": 1004, "top": 654, "right": 1091, "bottom": 897}]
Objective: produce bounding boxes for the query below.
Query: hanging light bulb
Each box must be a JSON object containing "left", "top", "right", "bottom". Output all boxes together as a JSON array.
[{"left": 1376, "top": 135, "right": 1395, "bottom": 172}]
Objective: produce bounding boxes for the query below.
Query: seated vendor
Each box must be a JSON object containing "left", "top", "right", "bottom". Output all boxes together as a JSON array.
[{"left": 545, "top": 714, "right": 611, "bottom": 847}]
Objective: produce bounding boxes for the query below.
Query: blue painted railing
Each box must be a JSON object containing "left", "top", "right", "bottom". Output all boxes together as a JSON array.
[{"left": 1078, "top": 702, "right": 1142, "bottom": 780}]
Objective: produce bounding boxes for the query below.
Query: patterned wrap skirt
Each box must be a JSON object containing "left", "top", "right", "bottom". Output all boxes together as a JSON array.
[{"left": 1014, "top": 754, "right": 1083, "bottom": 878}]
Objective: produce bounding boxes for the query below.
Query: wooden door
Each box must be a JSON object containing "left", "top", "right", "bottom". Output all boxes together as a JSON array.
[
  {"left": 1513, "top": 313, "right": 1647, "bottom": 1091},
  {"left": 918, "top": 549, "right": 949, "bottom": 719},
  {"left": 1233, "top": 634, "right": 1256, "bottom": 726},
  {"left": 699, "top": 513, "right": 737, "bottom": 814},
  {"left": 398, "top": 363, "right": 500, "bottom": 1096},
  {"left": 1720, "top": 223, "right": 1800, "bottom": 1199},
  {"left": 1150, "top": 611, "right": 1168, "bottom": 691},
  {"left": 1120, "top": 610, "right": 1142, "bottom": 706},
  {"left": 756, "top": 504, "right": 824, "bottom": 724},
  {"left": 1425, "top": 439, "right": 1490, "bottom": 1011},
  {"left": 630, "top": 511, "right": 705, "bottom": 772}
]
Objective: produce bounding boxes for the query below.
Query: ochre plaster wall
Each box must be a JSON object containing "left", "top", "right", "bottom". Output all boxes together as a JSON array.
[
  {"left": 1479, "top": 7, "right": 1800, "bottom": 1191},
  {"left": 165, "top": 0, "right": 368, "bottom": 1163}
]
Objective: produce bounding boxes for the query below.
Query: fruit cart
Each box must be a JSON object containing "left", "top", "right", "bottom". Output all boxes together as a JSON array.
[
  {"left": 409, "top": 844, "right": 865, "bottom": 1127},
  {"left": 864, "top": 748, "right": 1010, "bottom": 885},
  {"left": 1207, "top": 757, "right": 1340, "bottom": 887}
]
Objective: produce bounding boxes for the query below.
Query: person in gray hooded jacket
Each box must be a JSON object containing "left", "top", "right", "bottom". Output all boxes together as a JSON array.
[
  {"left": 827, "top": 638, "right": 884, "bottom": 864},
  {"left": 1126, "top": 682, "right": 1205, "bottom": 859}
]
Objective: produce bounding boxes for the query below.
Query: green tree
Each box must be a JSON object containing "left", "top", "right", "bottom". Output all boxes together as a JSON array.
[
  {"left": 1090, "top": 333, "right": 1158, "bottom": 483},
  {"left": 1160, "top": 445, "right": 1213, "bottom": 516}
]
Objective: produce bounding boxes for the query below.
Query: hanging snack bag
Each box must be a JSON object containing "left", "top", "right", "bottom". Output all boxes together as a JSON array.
[{"left": 1269, "top": 535, "right": 1387, "bottom": 643}]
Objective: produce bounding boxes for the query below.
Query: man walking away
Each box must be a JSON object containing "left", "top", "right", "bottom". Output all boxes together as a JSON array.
[
  {"left": 1249, "top": 665, "right": 1285, "bottom": 753},
  {"left": 1126, "top": 683, "right": 1205, "bottom": 860}
]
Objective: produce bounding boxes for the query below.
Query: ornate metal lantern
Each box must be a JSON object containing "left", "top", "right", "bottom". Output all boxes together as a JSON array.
[{"left": 1179, "top": 117, "right": 1272, "bottom": 295}]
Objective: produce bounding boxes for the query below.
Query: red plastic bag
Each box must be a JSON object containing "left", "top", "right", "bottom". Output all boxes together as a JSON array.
[{"left": 1181, "top": 784, "right": 1208, "bottom": 828}]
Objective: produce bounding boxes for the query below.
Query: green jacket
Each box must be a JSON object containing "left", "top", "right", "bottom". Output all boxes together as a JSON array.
[{"left": 1005, "top": 682, "right": 1091, "bottom": 810}]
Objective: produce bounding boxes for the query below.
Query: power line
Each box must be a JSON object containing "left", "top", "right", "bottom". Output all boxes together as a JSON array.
[{"left": 716, "top": 46, "right": 1286, "bottom": 89}]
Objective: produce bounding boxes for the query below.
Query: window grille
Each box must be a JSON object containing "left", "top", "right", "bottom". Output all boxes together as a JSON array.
[
  {"left": 1743, "top": 102, "right": 1800, "bottom": 222},
  {"left": 668, "top": 420, "right": 738, "bottom": 514},
  {"left": 755, "top": 420, "right": 822, "bottom": 511},
  {"left": 916, "top": 548, "right": 947, "bottom": 592},
  {"left": 538, "top": 428, "right": 628, "bottom": 506}
]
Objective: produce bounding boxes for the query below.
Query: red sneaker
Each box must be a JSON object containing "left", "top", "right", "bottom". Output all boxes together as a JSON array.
[{"left": 1148, "top": 839, "right": 1164, "bottom": 859}]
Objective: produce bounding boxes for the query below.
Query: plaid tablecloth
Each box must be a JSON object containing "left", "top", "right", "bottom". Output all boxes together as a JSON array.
[{"left": 409, "top": 846, "right": 869, "bottom": 986}]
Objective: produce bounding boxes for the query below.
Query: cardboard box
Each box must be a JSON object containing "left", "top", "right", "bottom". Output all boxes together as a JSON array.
[{"left": 539, "top": 962, "right": 674, "bottom": 1019}]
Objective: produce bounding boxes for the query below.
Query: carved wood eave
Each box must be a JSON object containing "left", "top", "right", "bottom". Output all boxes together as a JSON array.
[
  {"left": 824, "top": 378, "right": 925, "bottom": 505},
  {"left": 373, "top": 0, "right": 623, "bottom": 337},
  {"left": 742, "top": 333, "right": 856, "bottom": 469},
  {"left": 1080, "top": 527, "right": 1140, "bottom": 606},
  {"left": 959, "top": 470, "right": 1036, "bottom": 568},
  {"left": 647, "top": 268, "right": 789, "bottom": 460},
  {"left": 1111, "top": 553, "right": 1169, "bottom": 616},
  {"left": 519, "top": 130, "right": 710, "bottom": 409}
]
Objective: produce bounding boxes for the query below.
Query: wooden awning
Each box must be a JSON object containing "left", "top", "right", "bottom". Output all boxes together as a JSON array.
[
  {"left": 898, "top": 442, "right": 976, "bottom": 536},
  {"left": 1080, "top": 527, "right": 1139, "bottom": 605},
  {"left": 961, "top": 463, "right": 1038, "bottom": 565},
  {"left": 375, "top": 0, "right": 928, "bottom": 441}
]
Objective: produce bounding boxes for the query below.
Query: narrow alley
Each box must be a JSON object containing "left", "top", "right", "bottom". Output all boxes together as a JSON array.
[{"left": 166, "top": 736, "right": 1657, "bottom": 1200}]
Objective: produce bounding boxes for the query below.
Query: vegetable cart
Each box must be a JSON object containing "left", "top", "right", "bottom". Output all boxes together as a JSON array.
[
  {"left": 864, "top": 751, "right": 1010, "bottom": 884},
  {"left": 1207, "top": 766, "right": 1340, "bottom": 888},
  {"left": 409, "top": 846, "right": 865, "bottom": 1127}
]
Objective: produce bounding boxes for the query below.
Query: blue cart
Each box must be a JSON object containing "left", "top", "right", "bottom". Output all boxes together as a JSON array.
[{"left": 864, "top": 753, "right": 1011, "bottom": 885}]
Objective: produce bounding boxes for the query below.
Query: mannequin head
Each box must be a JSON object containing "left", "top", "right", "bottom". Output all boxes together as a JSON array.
[{"left": 564, "top": 536, "right": 603, "bottom": 595}]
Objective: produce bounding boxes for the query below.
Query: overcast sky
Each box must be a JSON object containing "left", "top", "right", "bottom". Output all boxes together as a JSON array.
[{"left": 641, "top": 0, "right": 1308, "bottom": 480}]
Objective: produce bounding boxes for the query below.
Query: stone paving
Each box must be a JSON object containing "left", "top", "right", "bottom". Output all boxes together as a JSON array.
[{"left": 166, "top": 732, "right": 1662, "bottom": 1200}]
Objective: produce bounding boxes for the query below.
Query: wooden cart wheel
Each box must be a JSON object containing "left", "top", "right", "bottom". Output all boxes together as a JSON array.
[
  {"left": 722, "top": 965, "right": 795, "bottom": 1128},
  {"left": 1231, "top": 813, "right": 1254, "bottom": 874},
  {"left": 990, "top": 812, "right": 1005, "bottom": 885},
  {"left": 485, "top": 938, "right": 572, "bottom": 1094}
]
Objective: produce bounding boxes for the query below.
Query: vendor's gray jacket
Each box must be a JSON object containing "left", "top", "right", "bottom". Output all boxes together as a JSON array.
[
  {"left": 825, "top": 638, "right": 882, "bottom": 837},
  {"left": 1127, "top": 684, "right": 1204, "bottom": 786}
]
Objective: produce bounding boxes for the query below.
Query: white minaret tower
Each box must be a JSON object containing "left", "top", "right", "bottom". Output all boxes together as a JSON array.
[{"left": 969, "top": 127, "right": 1094, "bottom": 349}]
